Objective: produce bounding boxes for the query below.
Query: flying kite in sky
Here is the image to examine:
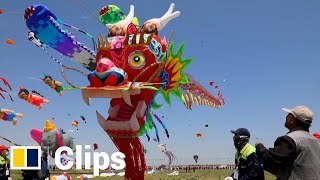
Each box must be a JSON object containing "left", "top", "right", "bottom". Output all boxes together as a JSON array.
[
  {"left": 6, "top": 38, "right": 15, "bottom": 45},
  {"left": 158, "top": 144, "right": 176, "bottom": 166},
  {"left": 0, "top": 109, "right": 23, "bottom": 125},
  {"left": 72, "top": 120, "right": 79, "bottom": 130},
  {"left": 42, "top": 75, "right": 64, "bottom": 96},
  {"left": 196, "top": 132, "right": 203, "bottom": 142},
  {"left": 25, "top": 2, "right": 194, "bottom": 179},
  {"left": 193, "top": 155, "right": 198, "bottom": 163},
  {"left": 18, "top": 87, "right": 49, "bottom": 109},
  {"left": 0, "top": 9, "right": 4, "bottom": 14},
  {"left": 0, "top": 77, "right": 13, "bottom": 101},
  {"left": 30, "top": 120, "right": 75, "bottom": 158},
  {"left": 24, "top": 4, "right": 96, "bottom": 71},
  {"left": 180, "top": 73, "right": 225, "bottom": 109},
  {"left": 93, "top": 143, "right": 98, "bottom": 151},
  {"left": 80, "top": 115, "right": 86, "bottom": 123}
]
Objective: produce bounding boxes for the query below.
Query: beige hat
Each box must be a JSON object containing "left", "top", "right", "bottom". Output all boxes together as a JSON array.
[{"left": 282, "top": 105, "right": 314, "bottom": 124}]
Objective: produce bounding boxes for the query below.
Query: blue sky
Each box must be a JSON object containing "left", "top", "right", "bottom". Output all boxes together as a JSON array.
[{"left": 1, "top": 0, "right": 320, "bottom": 166}]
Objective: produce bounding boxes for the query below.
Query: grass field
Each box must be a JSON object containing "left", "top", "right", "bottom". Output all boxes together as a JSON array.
[{"left": 9, "top": 169, "right": 276, "bottom": 180}]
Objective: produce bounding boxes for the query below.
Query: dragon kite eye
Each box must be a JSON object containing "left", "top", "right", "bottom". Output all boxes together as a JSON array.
[{"left": 128, "top": 51, "right": 146, "bottom": 69}]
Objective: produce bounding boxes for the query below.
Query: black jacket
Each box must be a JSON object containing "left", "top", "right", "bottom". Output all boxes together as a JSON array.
[
  {"left": 233, "top": 152, "right": 265, "bottom": 180},
  {"left": 255, "top": 127, "right": 304, "bottom": 179}
]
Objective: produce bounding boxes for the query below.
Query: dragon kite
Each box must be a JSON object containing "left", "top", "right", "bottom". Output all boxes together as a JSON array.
[{"left": 24, "top": 3, "right": 223, "bottom": 179}]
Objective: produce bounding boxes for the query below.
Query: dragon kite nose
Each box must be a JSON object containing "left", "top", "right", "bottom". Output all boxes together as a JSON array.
[{"left": 88, "top": 58, "right": 127, "bottom": 87}]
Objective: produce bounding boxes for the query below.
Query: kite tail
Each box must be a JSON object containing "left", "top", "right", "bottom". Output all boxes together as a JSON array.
[
  {"left": 112, "top": 137, "right": 146, "bottom": 180},
  {"left": 41, "top": 47, "right": 66, "bottom": 68},
  {"left": 0, "top": 92, "right": 4, "bottom": 99},
  {"left": 166, "top": 150, "right": 177, "bottom": 166},
  {"left": 0, "top": 77, "right": 12, "bottom": 90},
  {"left": 153, "top": 113, "right": 170, "bottom": 138},
  {"left": 57, "top": 19, "right": 96, "bottom": 51},
  {"left": 164, "top": 150, "right": 174, "bottom": 166},
  {"left": 152, "top": 121, "right": 160, "bottom": 142},
  {"left": 145, "top": 131, "right": 150, "bottom": 142},
  {"left": 0, "top": 88, "right": 13, "bottom": 102}
]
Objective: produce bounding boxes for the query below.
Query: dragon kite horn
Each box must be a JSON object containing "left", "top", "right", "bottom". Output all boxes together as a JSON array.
[
  {"left": 105, "top": 5, "right": 134, "bottom": 29},
  {"left": 141, "top": 3, "right": 180, "bottom": 34},
  {"left": 44, "top": 120, "right": 55, "bottom": 132}
]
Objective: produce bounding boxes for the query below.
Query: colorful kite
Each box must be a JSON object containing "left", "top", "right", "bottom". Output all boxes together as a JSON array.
[
  {"left": 26, "top": 3, "right": 195, "bottom": 179},
  {"left": 24, "top": 4, "right": 96, "bottom": 71},
  {"left": 30, "top": 120, "right": 75, "bottom": 158},
  {"left": 6, "top": 38, "right": 15, "bottom": 45},
  {"left": 18, "top": 87, "right": 49, "bottom": 110},
  {"left": 180, "top": 73, "right": 225, "bottom": 109},
  {"left": 42, "top": 75, "right": 64, "bottom": 96},
  {"left": 0, "top": 9, "right": 4, "bottom": 14},
  {"left": 158, "top": 144, "right": 177, "bottom": 166},
  {"left": 72, "top": 120, "right": 79, "bottom": 130},
  {"left": 196, "top": 132, "right": 203, "bottom": 142},
  {"left": 0, "top": 109, "right": 23, "bottom": 125}
]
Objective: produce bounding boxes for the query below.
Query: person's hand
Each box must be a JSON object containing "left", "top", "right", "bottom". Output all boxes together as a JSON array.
[{"left": 255, "top": 142, "right": 262, "bottom": 147}]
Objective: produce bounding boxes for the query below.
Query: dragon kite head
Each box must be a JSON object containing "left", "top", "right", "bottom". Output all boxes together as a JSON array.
[
  {"left": 24, "top": 4, "right": 57, "bottom": 23},
  {"left": 81, "top": 3, "right": 191, "bottom": 138}
]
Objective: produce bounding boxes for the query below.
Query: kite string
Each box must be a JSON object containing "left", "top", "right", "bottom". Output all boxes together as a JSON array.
[
  {"left": 71, "top": 0, "right": 103, "bottom": 25},
  {"left": 41, "top": 47, "right": 87, "bottom": 89},
  {"left": 0, "top": 135, "right": 21, "bottom": 146},
  {"left": 61, "top": 66, "right": 87, "bottom": 89}
]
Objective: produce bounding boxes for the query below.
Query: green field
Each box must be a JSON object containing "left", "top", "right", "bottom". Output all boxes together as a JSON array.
[{"left": 10, "top": 169, "right": 276, "bottom": 180}]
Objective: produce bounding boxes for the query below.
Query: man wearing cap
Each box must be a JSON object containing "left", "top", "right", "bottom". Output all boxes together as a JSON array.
[
  {"left": 0, "top": 145, "right": 10, "bottom": 180},
  {"left": 255, "top": 105, "right": 320, "bottom": 180},
  {"left": 225, "top": 128, "right": 264, "bottom": 180}
]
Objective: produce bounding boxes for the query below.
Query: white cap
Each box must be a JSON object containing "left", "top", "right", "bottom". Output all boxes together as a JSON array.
[{"left": 282, "top": 105, "right": 314, "bottom": 124}]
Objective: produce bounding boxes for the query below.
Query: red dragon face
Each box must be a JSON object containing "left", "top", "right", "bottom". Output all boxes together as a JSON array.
[
  {"left": 81, "top": 3, "right": 184, "bottom": 138},
  {"left": 83, "top": 33, "right": 166, "bottom": 137}
]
